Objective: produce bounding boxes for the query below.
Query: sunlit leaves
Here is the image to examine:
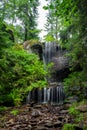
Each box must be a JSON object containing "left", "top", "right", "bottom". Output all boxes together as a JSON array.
[{"left": 44, "top": 34, "right": 55, "bottom": 42}]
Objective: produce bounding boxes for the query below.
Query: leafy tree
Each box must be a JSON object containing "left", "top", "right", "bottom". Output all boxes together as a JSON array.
[
  {"left": 0, "top": 19, "right": 14, "bottom": 56},
  {"left": 45, "top": 0, "right": 87, "bottom": 99},
  {"left": 0, "top": 0, "right": 40, "bottom": 42},
  {"left": 44, "top": 0, "right": 60, "bottom": 41},
  {"left": 17, "top": 0, "right": 39, "bottom": 40},
  {"left": 61, "top": 0, "right": 87, "bottom": 95}
]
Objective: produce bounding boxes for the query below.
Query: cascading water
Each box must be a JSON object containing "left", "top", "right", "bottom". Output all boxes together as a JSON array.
[
  {"left": 26, "top": 85, "right": 65, "bottom": 104},
  {"left": 26, "top": 42, "right": 66, "bottom": 104},
  {"left": 43, "top": 42, "right": 57, "bottom": 64}
]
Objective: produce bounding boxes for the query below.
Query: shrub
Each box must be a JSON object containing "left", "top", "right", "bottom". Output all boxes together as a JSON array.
[
  {"left": 10, "top": 110, "right": 19, "bottom": 116},
  {"left": 62, "top": 123, "right": 75, "bottom": 130},
  {"left": 0, "top": 45, "right": 48, "bottom": 106}
]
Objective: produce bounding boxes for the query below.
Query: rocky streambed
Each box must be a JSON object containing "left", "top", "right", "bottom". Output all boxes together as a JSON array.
[
  {"left": 1, "top": 101, "right": 87, "bottom": 130},
  {"left": 0, "top": 103, "right": 74, "bottom": 130}
]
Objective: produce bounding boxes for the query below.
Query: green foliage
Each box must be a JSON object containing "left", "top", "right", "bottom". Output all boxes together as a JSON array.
[
  {"left": 68, "top": 102, "right": 84, "bottom": 123},
  {"left": 9, "top": 88, "right": 22, "bottom": 106},
  {"left": 62, "top": 124, "right": 75, "bottom": 130},
  {"left": 44, "top": 34, "right": 55, "bottom": 42},
  {"left": 27, "top": 80, "right": 47, "bottom": 91},
  {"left": 46, "top": 0, "right": 87, "bottom": 83},
  {"left": 68, "top": 103, "right": 80, "bottom": 116},
  {"left": 63, "top": 71, "right": 87, "bottom": 99},
  {"left": 75, "top": 113, "right": 83, "bottom": 123},
  {"left": 10, "top": 110, "right": 19, "bottom": 116},
  {"left": 49, "top": 0, "right": 87, "bottom": 99},
  {"left": 83, "top": 125, "right": 87, "bottom": 130},
  {"left": 43, "top": 6, "right": 48, "bottom": 10},
  {"left": 64, "top": 72, "right": 82, "bottom": 90},
  {"left": 0, "top": 0, "right": 39, "bottom": 41},
  {"left": 0, "top": 44, "right": 48, "bottom": 106},
  {"left": 0, "top": 20, "right": 14, "bottom": 54},
  {"left": 0, "top": 106, "right": 7, "bottom": 113}
]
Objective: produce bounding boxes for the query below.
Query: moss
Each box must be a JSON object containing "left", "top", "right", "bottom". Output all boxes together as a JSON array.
[{"left": 62, "top": 123, "right": 75, "bottom": 130}]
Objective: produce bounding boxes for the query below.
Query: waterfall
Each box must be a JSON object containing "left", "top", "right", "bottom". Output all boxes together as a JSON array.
[
  {"left": 47, "top": 88, "right": 51, "bottom": 102},
  {"left": 43, "top": 87, "right": 47, "bottom": 103},
  {"left": 43, "top": 42, "right": 57, "bottom": 64},
  {"left": 26, "top": 85, "right": 65, "bottom": 104},
  {"left": 26, "top": 42, "right": 66, "bottom": 104}
]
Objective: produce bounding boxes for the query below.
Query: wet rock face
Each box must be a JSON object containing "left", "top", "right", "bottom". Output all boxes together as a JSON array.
[
  {"left": 50, "top": 51, "right": 70, "bottom": 82},
  {"left": 50, "top": 67, "right": 70, "bottom": 82},
  {"left": 43, "top": 42, "right": 70, "bottom": 82},
  {"left": 31, "top": 44, "right": 43, "bottom": 60},
  {"left": 23, "top": 41, "right": 43, "bottom": 60}
]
